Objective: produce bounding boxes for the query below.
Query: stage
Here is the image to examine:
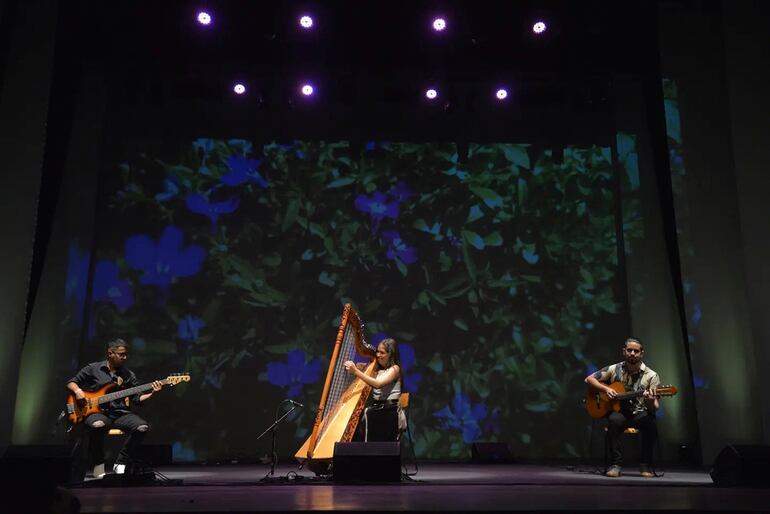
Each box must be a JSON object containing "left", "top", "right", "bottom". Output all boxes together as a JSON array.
[{"left": 66, "top": 463, "right": 770, "bottom": 513}]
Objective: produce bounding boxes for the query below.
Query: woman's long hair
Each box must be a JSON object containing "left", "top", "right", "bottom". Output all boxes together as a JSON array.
[{"left": 377, "top": 338, "right": 404, "bottom": 389}]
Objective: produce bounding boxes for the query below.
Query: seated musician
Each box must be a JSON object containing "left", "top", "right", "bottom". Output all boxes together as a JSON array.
[
  {"left": 344, "top": 338, "right": 405, "bottom": 442},
  {"left": 585, "top": 337, "right": 660, "bottom": 478},
  {"left": 67, "top": 338, "right": 163, "bottom": 478}
]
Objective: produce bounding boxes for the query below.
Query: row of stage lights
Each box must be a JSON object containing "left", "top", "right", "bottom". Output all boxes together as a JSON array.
[
  {"left": 232, "top": 83, "right": 509, "bottom": 101},
  {"left": 195, "top": 10, "right": 548, "bottom": 102},
  {"left": 196, "top": 11, "right": 548, "bottom": 34}
]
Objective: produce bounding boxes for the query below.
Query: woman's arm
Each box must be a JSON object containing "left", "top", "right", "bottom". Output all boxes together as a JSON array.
[{"left": 344, "top": 361, "right": 400, "bottom": 389}]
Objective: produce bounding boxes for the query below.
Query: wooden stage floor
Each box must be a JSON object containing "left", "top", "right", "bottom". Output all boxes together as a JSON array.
[{"left": 66, "top": 463, "right": 770, "bottom": 513}]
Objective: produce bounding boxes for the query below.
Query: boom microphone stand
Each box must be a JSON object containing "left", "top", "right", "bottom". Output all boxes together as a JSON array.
[{"left": 257, "top": 399, "right": 303, "bottom": 481}]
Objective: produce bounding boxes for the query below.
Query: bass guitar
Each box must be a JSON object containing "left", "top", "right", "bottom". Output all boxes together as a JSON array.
[
  {"left": 66, "top": 373, "right": 190, "bottom": 424},
  {"left": 585, "top": 382, "right": 677, "bottom": 419}
]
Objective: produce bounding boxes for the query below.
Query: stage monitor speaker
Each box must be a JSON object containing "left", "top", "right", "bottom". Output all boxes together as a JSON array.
[
  {"left": 710, "top": 444, "right": 770, "bottom": 487},
  {"left": 0, "top": 444, "right": 74, "bottom": 486},
  {"left": 471, "top": 442, "right": 514, "bottom": 463},
  {"left": 333, "top": 441, "right": 401, "bottom": 482}
]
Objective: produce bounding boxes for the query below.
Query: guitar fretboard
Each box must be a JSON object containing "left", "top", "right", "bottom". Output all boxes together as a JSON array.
[{"left": 97, "top": 379, "right": 169, "bottom": 404}]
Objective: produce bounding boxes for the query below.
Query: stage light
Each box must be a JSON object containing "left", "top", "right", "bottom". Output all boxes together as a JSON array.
[
  {"left": 496, "top": 88, "right": 508, "bottom": 100},
  {"left": 233, "top": 83, "right": 246, "bottom": 95},
  {"left": 301, "top": 84, "right": 314, "bottom": 96},
  {"left": 197, "top": 11, "right": 212, "bottom": 26},
  {"left": 425, "top": 88, "right": 438, "bottom": 100},
  {"left": 432, "top": 17, "right": 447, "bottom": 32},
  {"left": 299, "top": 15, "right": 314, "bottom": 29},
  {"left": 532, "top": 21, "right": 547, "bottom": 34}
]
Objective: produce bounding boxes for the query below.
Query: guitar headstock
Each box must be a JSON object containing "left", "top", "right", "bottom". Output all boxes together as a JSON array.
[
  {"left": 656, "top": 385, "right": 677, "bottom": 397},
  {"left": 164, "top": 373, "right": 191, "bottom": 386}
]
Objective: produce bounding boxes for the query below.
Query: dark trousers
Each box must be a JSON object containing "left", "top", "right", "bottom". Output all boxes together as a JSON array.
[
  {"left": 77, "top": 412, "right": 150, "bottom": 469},
  {"left": 353, "top": 401, "right": 399, "bottom": 442},
  {"left": 607, "top": 410, "right": 657, "bottom": 466}
]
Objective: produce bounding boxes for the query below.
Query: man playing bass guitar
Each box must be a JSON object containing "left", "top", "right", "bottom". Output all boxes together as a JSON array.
[
  {"left": 67, "top": 338, "right": 164, "bottom": 478},
  {"left": 585, "top": 337, "right": 660, "bottom": 478}
]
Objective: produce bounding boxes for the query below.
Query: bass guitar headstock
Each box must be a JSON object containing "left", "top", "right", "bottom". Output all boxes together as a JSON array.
[{"left": 164, "top": 373, "right": 191, "bottom": 387}]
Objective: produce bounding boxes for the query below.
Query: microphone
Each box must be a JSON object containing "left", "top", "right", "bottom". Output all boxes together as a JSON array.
[{"left": 287, "top": 399, "right": 304, "bottom": 408}]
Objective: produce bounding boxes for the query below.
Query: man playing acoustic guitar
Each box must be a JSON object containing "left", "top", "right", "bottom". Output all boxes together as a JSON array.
[
  {"left": 585, "top": 337, "right": 659, "bottom": 478},
  {"left": 67, "top": 338, "right": 164, "bottom": 478}
]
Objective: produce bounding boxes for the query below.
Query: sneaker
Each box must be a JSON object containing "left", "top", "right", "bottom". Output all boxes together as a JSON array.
[
  {"left": 640, "top": 464, "right": 654, "bottom": 478},
  {"left": 606, "top": 465, "right": 622, "bottom": 477},
  {"left": 92, "top": 463, "right": 106, "bottom": 479},
  {"left": 113, "top": 463, "right": 126, "bottom": 475}
]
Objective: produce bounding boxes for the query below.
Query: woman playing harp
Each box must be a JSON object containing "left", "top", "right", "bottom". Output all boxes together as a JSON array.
[
  {"left": 294, "top": 304, "right": 378, "bottom": 473},
  {"left": 343, "top": 338, "right": 404, "bottom": 443}
]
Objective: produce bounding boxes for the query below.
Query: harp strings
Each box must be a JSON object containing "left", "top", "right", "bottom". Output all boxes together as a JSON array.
[{"left": 319, "top": 320, "right": 359, "bottom": 435}]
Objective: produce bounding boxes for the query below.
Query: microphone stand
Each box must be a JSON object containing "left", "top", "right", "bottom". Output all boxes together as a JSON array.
[{"left": 257, "top": 400, "right": 301, "bottom": 480}]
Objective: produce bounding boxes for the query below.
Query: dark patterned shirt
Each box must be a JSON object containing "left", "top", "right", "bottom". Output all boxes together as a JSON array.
[
  {"left": 591, "top": 361, "right": 660, "bottom": 415},
  {"left": 67, "top": 360, "right": 142, "bottom": 415}
]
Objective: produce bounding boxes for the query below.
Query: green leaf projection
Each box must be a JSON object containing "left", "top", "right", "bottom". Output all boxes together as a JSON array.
[{"left": 76, "top": 139, "right": 626, "bottom": 461}]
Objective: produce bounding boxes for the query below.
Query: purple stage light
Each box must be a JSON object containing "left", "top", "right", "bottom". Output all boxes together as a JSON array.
[
  {"left": 301, "top": 84, "right": 314, "bottom": 96},
  {"left": 299, "top": 15, "right": 314, "bottom": 29},
  {"left": 233, "top": 83, "right": 246, "bottom": 95},
  {"left": 532, "top": 21, "right": 547, "bottom": 34},
  {"left": 425, "top": 88, "right": 438, "bottom": 100},
  {"left": 197, "top": 11, "right": 212, "bottom": 26},
  {"left": 432, "top": 17, "right": 447, "bottom": 32},
  {"left": 496, "top": 88, "right": 508, "bottom": 100}
]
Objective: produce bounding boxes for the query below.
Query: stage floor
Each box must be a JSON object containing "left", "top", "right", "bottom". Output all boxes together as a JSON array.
[{"left": 68, "top": 463, "right": 770, "bottom": 513}]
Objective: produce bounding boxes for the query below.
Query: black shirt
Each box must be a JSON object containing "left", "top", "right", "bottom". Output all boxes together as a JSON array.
[{"left": 67, "top": 360, "right": 142, "bottom": 415}]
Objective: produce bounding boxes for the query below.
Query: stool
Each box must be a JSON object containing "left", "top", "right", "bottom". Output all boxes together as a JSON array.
[{"left": 104, "top": 428, "right": 127, "bottom": 468}]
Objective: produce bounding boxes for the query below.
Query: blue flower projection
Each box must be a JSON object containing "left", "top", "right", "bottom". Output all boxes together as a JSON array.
[
  {"left": 227, "top": 139, "right": 254, "bottom": 155},
  {"left": 221, "top": 155, "right": 268, "bottom": 187},
  {"left": 522, "top": 248, "right": 540, "bottom": 264},
  {"left": 124, "top": 226, "right": 206, "bottom": 286},
  {"left": 692, "top": 375, "right": 707, "bottom": 389},
  {"left": 389, "top": 180, "right": 414, "bottom": 203},
  {"left": 193, "top": 139, "right": 216, "bottom": 175},
  {"left": 65, "top": 241, "right": 90, "bottom": 320},
  {"left": 178, "top": 315, "right": 205, "bottom": 342},
  {"left": 364, "top": 141, "right": 392, "bottom": 152},
  {"left": 399, "top": 342, "right": 422, "bottom": 393},
  {"left": 92, "top": 260, "right": 134, "bottom": 311},
  {"left": 266, "top": 349, "right": 323, "bottom": 399},
  {"left": 381, "top": 230, "right": 417, "bottom": 264},
  {"left": 185, "top": 193, "right": 240, "bottom": 228},
  {"left": 192, "top": 138, "right": 214, "bottom": 155},
  {"left": 155, "top": 176, "right": 180, "bottom": 202},
  {"left": 354, "top": 191, "right": 399, "bottom": 232},
  {"left": 172, "top": 441, "right": 197, "bottom": 462},
  {"left": 433, "top": 392, "right": 491, "bottom": 443}
]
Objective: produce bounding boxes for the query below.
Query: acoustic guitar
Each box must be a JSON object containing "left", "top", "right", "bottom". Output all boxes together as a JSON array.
[
  {"left": 585, "top": 382, "right": 677, "bottom": 419},
  {"left": 66, "top": 373, "right": 190, "bottom": 424}
]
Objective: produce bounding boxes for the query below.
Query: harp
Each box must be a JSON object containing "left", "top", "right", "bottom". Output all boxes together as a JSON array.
[{"left": 294, "top": 303, "right": 376, "bottom": 473}]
